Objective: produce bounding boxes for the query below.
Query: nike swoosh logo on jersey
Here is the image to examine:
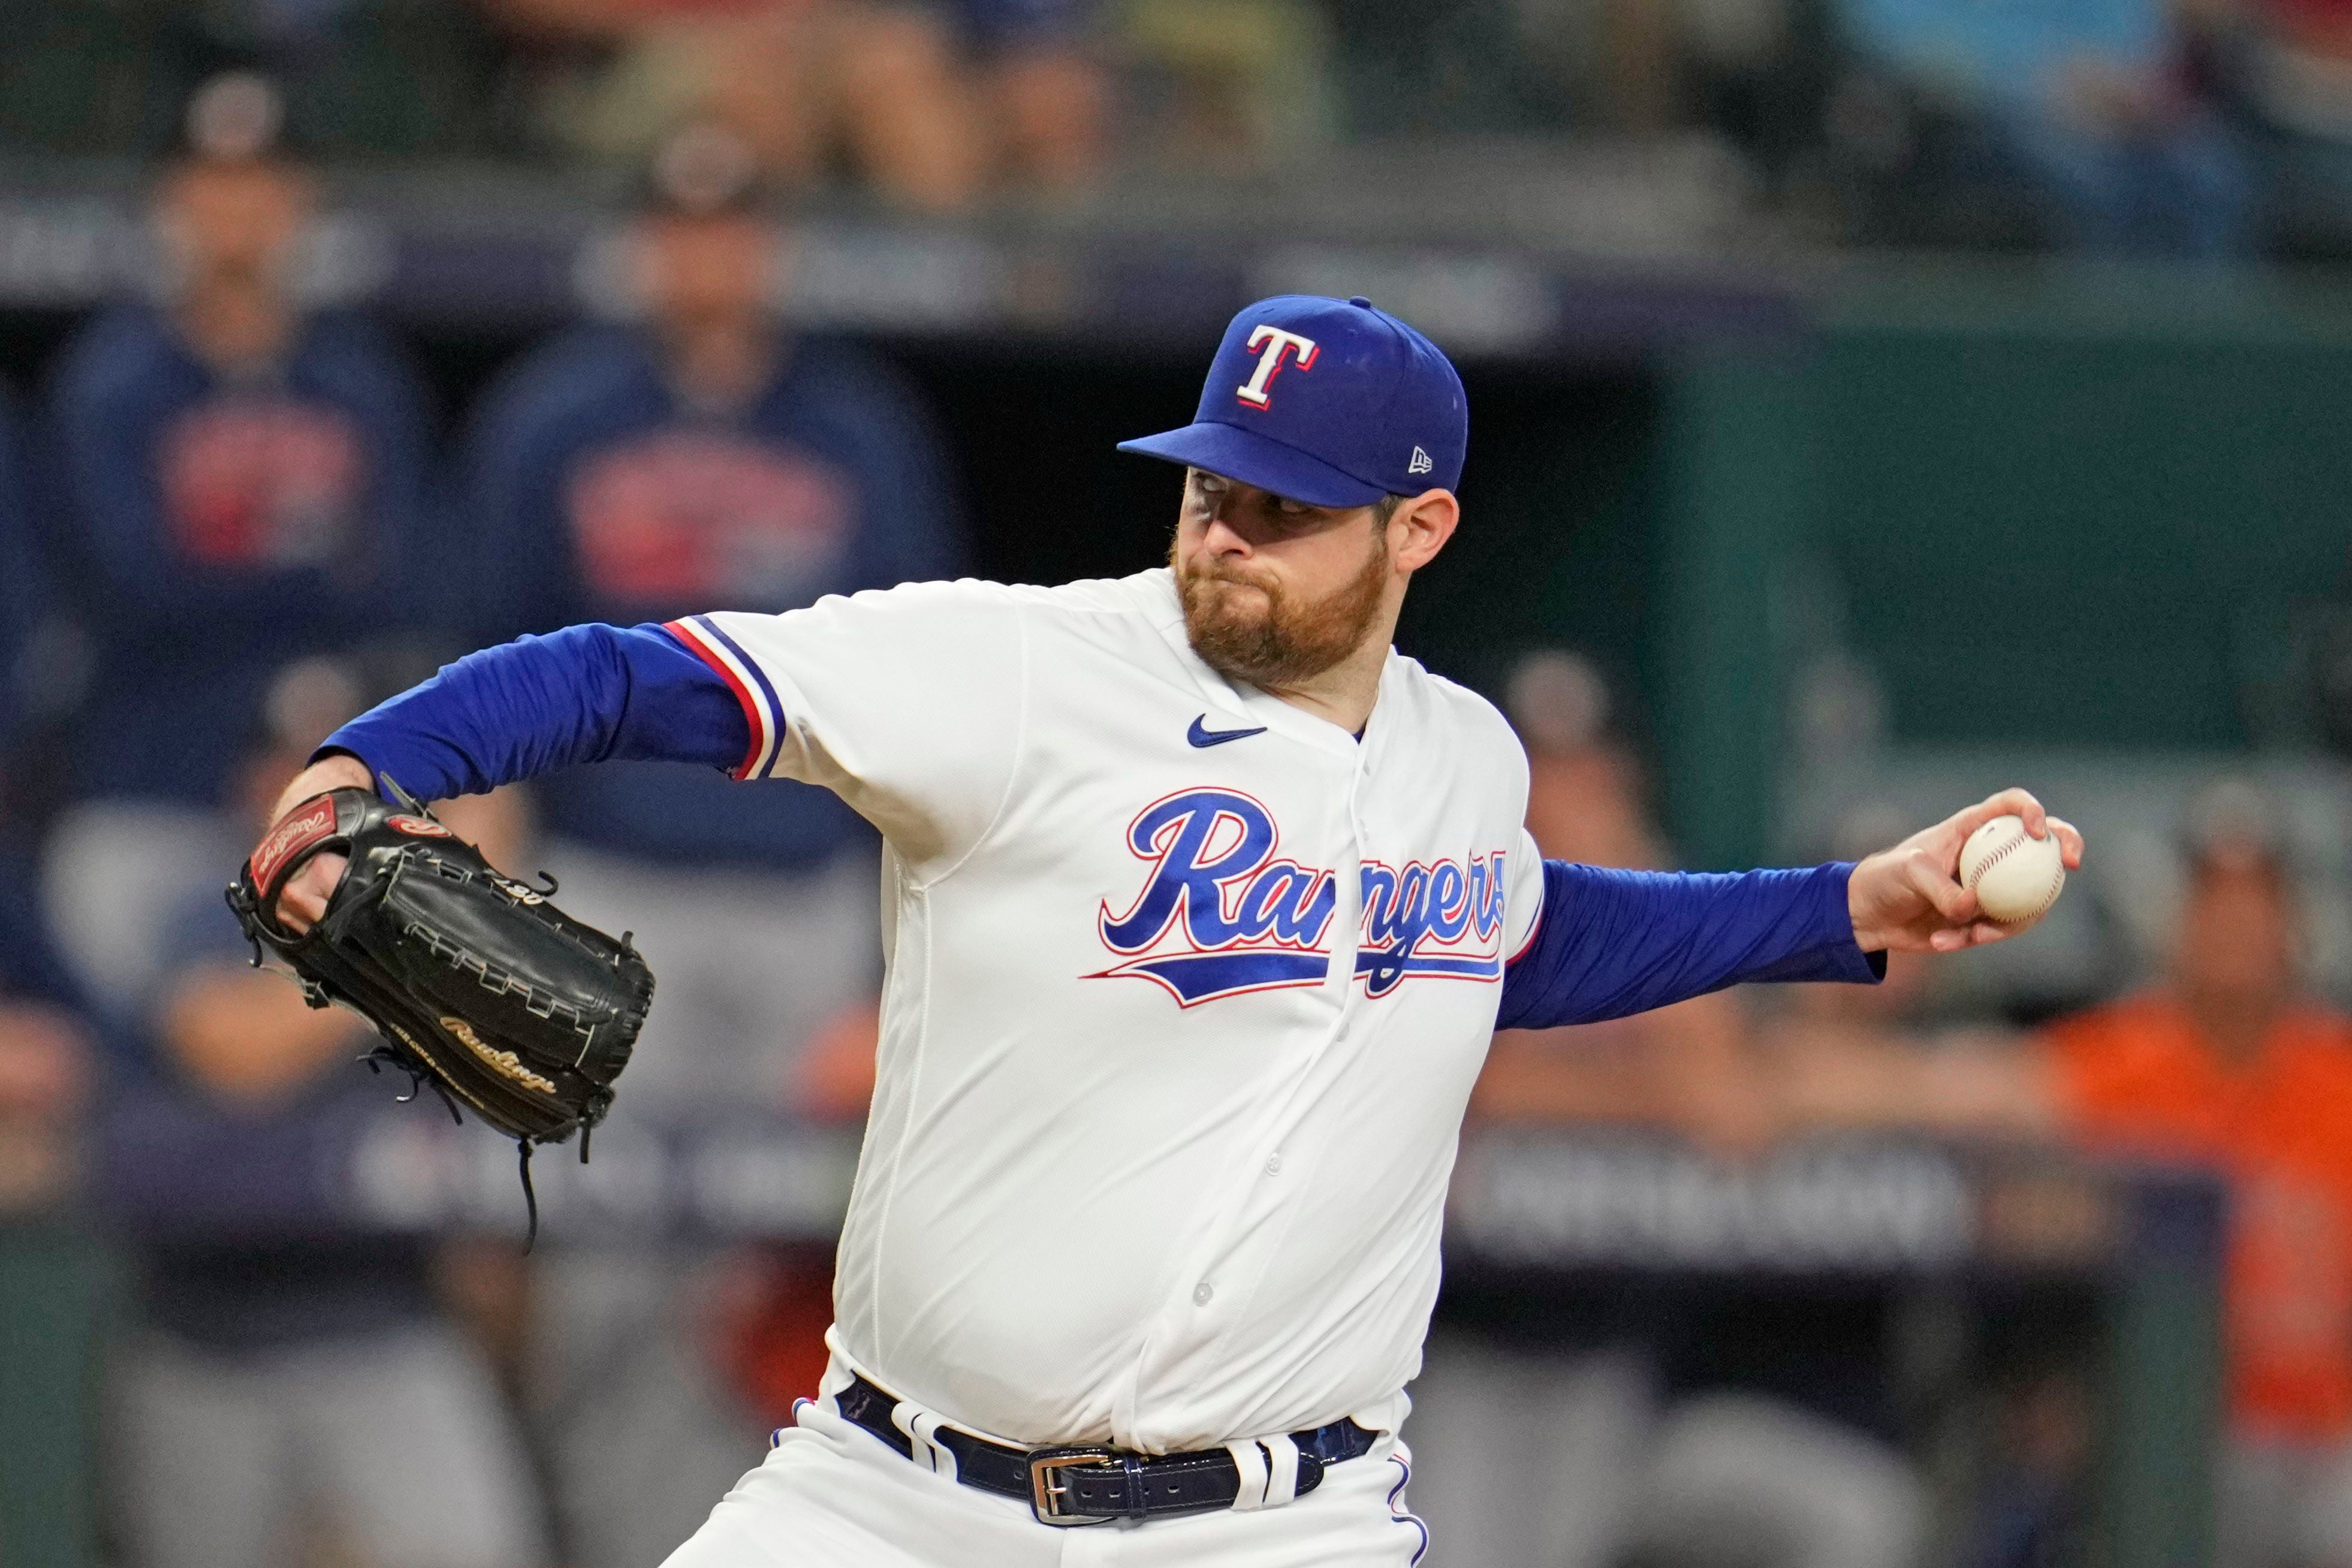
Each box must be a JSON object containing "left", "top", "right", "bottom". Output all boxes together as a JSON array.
[{"left": 1187, "top": 715, "right": 1269, "bottom": 748}]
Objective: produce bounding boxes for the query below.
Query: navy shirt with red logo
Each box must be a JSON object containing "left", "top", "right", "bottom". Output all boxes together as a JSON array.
[
  {"left": 463, "top": 325, "right": 963, "bottom": 869},
  {"left": 46, "top": 304, "right": 443, "bottom": 804}
]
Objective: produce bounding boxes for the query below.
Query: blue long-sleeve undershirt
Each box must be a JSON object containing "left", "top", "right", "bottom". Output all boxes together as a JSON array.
[
  {"left": 319, "top": 626, "right": 1883, "bottom": 1026},
  {"left": 1494, "top": 860, "right": 1883, "bottom": 1031},
  {"left": 322, "top": 622, "right": 748, "bottom": 800}
]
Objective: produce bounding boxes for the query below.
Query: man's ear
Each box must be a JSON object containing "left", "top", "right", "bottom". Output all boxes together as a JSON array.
[{"left": 1387, "top": 489, "right": 1460, "bottom": 572}]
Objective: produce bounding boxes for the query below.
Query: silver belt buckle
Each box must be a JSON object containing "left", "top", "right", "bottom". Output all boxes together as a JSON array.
[{"left": 1029, "top": 1447, "right": 1120, "bottom": 1527}]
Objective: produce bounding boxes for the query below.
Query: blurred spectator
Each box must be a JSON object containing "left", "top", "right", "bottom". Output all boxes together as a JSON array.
[
  {"left": 2228, "top": 0, "right": 2352, "bottom": 246},
  {"left": 165, "top": 0, "right": 519, "bottom": 161},
  {"left": 1509, "top": 0, "right": 1793, "bottom": 135},
  {"left": 1751, "top": 801, "right": 2047, "bottom": 1142},
  {"left": 463, "top": 123, "right": 957, "bottom": 1117},
  {"left": 483, "top": 0, "right": 1108, "bottom": 207},
  {"left": 1816, "top": 781, "right": 2352, "bottom": 1565},
  {"left": 1741, "top": 832, "right": 2075, "bottom": 1565},
  {"left": 39, "top": 74, "right": 447, "bottom": 1018},
  {"left": 1475, "top": 651, "right": 1768, "bottom": 1153},
  {"left": 1121, "top": 0, "right": 1332, "bottom": 170},
  {"left": 462, "top": 124, "right": 957, "bottom": 1567},
  {"left": 1834, "top": 0, "right": 2251, "bottom": 254},
  {"left": 0, "top": 846, "right": 95, "bottom": 1217},
  {"left": 43, "top": 73, "right": 442, "bottom": 812},
  {"left": 710, "top": 999, "right": 879, "bottom": 1436},
  {"left": 791, "top": 994, "right": 883, "bottom": 1123},
  {"left": 4, "top": 394, "right": 96, "bottom": 1181},
  {"left": 1512, "top": 649, "right": 1661, "bottom": 868},
  {"left": 2036, "top": 786, "right": 2352, "bottom": 1568},
  {"left": 104, "top": 663, "right": 551, "bottom": 1568},
  {"left": 1758, "top": 947, "right": 2050, "bottom": 1136},
  {"left": 1411, "top": 650, "right": 1926, "bottom": 1568}
]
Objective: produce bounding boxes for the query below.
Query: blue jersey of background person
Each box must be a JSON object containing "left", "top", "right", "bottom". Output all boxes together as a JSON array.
[
  {"left": 958, "top": 0, "right": 1091, "bottom": 47},
  {"left": 459, "top": 322, "right": 964, "bottom": 870},
  {"left": 44, "top": 301, "right": 441, "bottom": 805}
]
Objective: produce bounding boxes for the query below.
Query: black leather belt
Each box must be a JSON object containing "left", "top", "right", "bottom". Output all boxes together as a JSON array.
[{"left": 834, "top": 1372, "right": 1380, "bottom": 1526}]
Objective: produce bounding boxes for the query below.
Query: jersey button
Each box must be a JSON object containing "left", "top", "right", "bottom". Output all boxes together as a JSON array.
[
  {"left": 1193, "top": 1281, "right": 1214, "bottom": 1306},
  {"left": 1264, "top": 1153, "right": 1283, "bottom": 1176}
]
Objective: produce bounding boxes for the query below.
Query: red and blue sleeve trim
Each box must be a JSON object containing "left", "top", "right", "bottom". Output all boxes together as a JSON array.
[{"left": 664, "top": 615, "right": 786, "bottom": 780}]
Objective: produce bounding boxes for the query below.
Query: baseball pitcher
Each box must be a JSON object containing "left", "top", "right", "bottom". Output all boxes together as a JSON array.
[{"left": 251, "top": 294, "right": 2083, "bottom": 1566}]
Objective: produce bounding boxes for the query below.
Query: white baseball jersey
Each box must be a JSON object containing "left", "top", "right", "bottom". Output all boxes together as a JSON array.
[{"left": 672, "top": 567, "right": 1544, "bottom": 1455}]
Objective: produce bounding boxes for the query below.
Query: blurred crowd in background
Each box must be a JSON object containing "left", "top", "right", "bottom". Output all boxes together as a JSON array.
[
  {"left": 19, "top": 0, "right": 2352, "bottom": 254},
  {"left": 7, "top": 15, "right": 2352, "bottom": 1568}
]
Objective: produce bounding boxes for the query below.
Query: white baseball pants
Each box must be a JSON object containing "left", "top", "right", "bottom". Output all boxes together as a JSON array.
[{"left": 660, "top": 1396, "right": 1431, "bottom": 1568}]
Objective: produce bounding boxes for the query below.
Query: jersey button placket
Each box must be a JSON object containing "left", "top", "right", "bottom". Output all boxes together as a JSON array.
[{"left": 1193, "top": 1281, "right": 1214, "bottom": 1306}]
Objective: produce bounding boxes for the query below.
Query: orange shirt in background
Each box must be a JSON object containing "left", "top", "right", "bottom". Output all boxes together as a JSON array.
[{"left": 2045, "top": 994, "right": 2352, "bottom": 1442}]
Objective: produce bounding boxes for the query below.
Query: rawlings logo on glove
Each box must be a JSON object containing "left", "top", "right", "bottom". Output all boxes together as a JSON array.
[{"left": 227, "top": 779, "right": 656, "bottom": 1243}]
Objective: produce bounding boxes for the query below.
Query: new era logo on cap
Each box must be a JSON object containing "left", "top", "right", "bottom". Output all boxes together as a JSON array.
[{"left": 1115, "top": 294, "right": 1468, "bottom": 509}]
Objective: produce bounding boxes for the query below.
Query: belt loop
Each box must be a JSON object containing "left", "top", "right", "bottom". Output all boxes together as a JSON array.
[
  {"left": 1122, "top": 1452, "right": 1145, "bottom": 1518},
  {"left": 888, "top": 1403, "right": 927, "bottom": 1470},
  {"left": 1262, "top": 1435, "right": 1301, "bottom": 1507},
  {"left": 915, "top": 1413, "right": 960, "bottom": 1482},
  {"left": 890, "top": 1402, "right": 960, "bottom": 1482},
  {"left": 1225, "top": 1440, "right": 1270, "bottom": 1511}
]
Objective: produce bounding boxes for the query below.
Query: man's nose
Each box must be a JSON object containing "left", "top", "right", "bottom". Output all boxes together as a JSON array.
[{"left": 1200, "top": 506, "right": 1252, "bottom": 554}]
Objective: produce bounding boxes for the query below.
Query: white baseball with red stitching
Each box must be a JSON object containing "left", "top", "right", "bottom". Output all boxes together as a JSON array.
[{"left": 1959, "top": 814, "right": 2067, "bottom": 925}]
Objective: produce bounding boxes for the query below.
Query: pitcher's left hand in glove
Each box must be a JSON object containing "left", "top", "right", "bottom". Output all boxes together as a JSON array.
[{"left": 227, "top": 779, "right": 655, "bottom": 1235}]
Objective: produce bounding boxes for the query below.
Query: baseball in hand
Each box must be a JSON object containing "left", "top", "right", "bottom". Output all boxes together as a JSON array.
[{"left": 1958, "top": 814, "right": 2067, "bottom": 927}]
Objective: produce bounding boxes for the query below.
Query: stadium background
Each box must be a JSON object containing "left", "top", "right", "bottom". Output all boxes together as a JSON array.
[{"left": 7, "top": 1, "right": 2352, "bottom": 1563}]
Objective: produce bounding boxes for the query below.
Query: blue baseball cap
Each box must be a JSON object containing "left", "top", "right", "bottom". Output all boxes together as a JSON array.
[{"left": 1118, "top": 294, "right": 1467, "bottom": 508}]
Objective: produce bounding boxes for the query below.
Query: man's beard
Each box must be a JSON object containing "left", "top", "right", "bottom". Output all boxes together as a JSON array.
[{"left": 1173, "top": 532, "right": 1391, "bottom": 689}]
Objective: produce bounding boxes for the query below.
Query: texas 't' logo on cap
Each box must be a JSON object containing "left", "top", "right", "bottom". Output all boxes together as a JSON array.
[
  {"left": 1235, "top": 326, "right": 1319, "bottom": 409},
  {"left": 1115, "top": 294, "right": 1469, "bottom": 509}
]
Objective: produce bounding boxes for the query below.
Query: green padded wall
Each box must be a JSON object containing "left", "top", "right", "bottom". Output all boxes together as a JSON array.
[
  {"left": 1654, "top": 276, "right": 2352, "bottom": 866},
  {"left": 0, "top": 1227, "right": 110, "bottom": 1568}
]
